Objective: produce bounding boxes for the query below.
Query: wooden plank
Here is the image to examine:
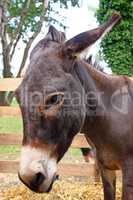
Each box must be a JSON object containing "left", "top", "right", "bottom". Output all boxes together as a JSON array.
[
  {"left": 0, "top": 134, "right": 22, "bottom": 145},
  {"left": 0, "top": 160, "right": 19, "bottom": 173},
  {"left": 72, "top": 134, "right": 90, "bottom": 148},
  {"left": 0, "top": 134, "right": 90, "bottom": 148},
  {"left": 0, "top": 160, "right": 95, "bottom": 177},
  {"left": 58, "top": 163, "right": 95, "bottom": 177},
  {"left": 0, "top": 107, "right": 21, "bottom": 116},
  {"left": 0, "top": 78, "right": 22, "bottom": 91}
]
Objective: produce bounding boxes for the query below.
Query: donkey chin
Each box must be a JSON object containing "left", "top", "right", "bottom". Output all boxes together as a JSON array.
[{"left": 18, "top": 146, "right": 59, "bottom": 193}]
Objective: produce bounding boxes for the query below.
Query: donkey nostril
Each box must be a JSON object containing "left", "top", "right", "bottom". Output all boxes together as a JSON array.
[
  {"left": 30, "top": 172, "right": 45, "bottom": 188},
  {"left": 36, "top": 172, "right": 46, "bottom": 185},
  {"left": 55, "top": 174, "right": 59, "bottom": 180}
]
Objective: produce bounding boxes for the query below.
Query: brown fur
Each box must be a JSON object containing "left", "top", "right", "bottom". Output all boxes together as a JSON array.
[{"left": 15, "top": 13, "right": 133, "bottom": 199}]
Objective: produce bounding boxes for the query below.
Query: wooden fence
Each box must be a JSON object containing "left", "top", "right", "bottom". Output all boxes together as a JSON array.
[{"left": 0, "top": 78, "right": 97, "bottom": 177}]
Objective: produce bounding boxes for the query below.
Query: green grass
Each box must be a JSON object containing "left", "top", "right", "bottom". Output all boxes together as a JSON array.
[
  {"left": 0, "top": 102, "right": 22, "bottom": 153},
  {"left": 0, "top": 146, "right": 81, "bottom": 156},
  {"left": 0, "top": 116, "right": 22, "bottom": 154},
  {"left": 0, "top": 116, "right": 22, "bottom": 134},
  {"left": 0, "top": 145, "right": 20, "bottom": 154},
  {"left": 0, "top": 102, "right": 81, "bottom": 157},
  {"left": 67, "top": 148, "right": 81, "bottom": 157},
  {"left": 11, "top": 98, "right": 19, "bottom": 107}
]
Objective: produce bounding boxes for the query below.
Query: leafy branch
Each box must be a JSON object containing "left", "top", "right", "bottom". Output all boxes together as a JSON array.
[{"left": 96, "top": 0, "right": 133, "bottom": 76}]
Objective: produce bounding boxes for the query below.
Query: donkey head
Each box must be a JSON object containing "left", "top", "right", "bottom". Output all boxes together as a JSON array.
[{"left": 16, "top": 12, "right": 121, "bottom": 193}]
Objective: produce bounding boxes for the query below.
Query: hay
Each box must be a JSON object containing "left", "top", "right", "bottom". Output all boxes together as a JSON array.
[{"left": 1, "top": 179, "right": 122, "bottom": 200}]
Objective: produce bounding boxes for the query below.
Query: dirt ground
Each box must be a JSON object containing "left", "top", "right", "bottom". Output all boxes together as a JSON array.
[
  {"left": 0, "top": 151, "right": 122, "bottom": 200},
  {"left": 0, "top": 173, "right": 122, "bottom": 200}
]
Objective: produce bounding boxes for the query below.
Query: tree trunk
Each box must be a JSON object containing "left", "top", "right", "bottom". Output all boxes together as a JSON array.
[
  {"left": 0, "top": 92, "right": 9, "bottom": 106},
  {"left": 0, "top": 1, "right": 46, "bottom": 106},
  {"left": 7, "top": 91, "right": 14, "bottom": 105},
  {"left": 0, "top": 53, "right": 13, "bottom": 106},
  {"left": 0, "top": 3, "right": 13, "bottom": 106}
]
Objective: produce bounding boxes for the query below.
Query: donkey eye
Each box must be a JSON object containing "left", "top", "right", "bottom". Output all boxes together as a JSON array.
[{"left": 45, "top": 93, "right": 64, "bottom": 109}]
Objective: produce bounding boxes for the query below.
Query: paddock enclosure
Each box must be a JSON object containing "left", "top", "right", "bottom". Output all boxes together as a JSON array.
[
  {"left": 0, "top": 78, "right": 122, "bottom": 199},
  {"left": 0, "top": 78, "right": 97, "bottom": 176}
]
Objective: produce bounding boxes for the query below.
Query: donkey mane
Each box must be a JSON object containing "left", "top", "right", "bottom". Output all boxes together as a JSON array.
[{"left": 80, "top": 59, "right": 112, "bottom": 90}]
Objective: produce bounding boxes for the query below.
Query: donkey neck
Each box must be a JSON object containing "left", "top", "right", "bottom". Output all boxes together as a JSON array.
[
  {"left": 73, "top": 59, "right": 112, "bottom": 138},
  {"left": 73, "top": 60, "right": 97, "bottom": 94}
]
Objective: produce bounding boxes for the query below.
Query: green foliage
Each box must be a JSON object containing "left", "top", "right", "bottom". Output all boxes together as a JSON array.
[
  {"left": 96, "top": 0, "right": 133, "bottom": 76},
  {"left": 5, "top": 0, "right": 79, "bottom": 42},
  {"left": 0, "top": 0, "right": 79, "bottom": 105},
  {"left": 6, "top": 0, "right": 43, "bottom": 41}
]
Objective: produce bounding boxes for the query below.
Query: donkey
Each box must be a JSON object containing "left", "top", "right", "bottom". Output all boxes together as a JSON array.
[{"left": 15, "top": 12, "right": 133, "bottom": 200}]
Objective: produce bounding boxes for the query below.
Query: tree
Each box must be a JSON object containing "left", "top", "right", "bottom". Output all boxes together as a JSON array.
[
  {"left": 96, "top": 0, "right": 133, "bottom": 76},
  {"left": 0, "top": 0, "right": 79, "bottom": 105}
]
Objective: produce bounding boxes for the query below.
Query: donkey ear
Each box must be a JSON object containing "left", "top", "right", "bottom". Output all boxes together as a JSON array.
[
  {"left": 46, "top": 25, "right": 66, "bottom": 43},
  {"left": 62, "top": 12, "right": 121, "bottom": 57}
]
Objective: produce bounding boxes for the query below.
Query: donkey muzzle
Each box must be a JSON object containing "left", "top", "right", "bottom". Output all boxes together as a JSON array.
[{"left": 18, "top": 146, "right": 58, "bottom": 193}]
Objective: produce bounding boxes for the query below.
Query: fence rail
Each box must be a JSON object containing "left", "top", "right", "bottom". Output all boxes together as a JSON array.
[
  {"left": 0, "top": 133, "right": 90, "bottom": 148},
  {"left": 0, "top": 78, "right": 97, "bottom": 177},
  {"left": 0, "top": 107, "right": 21, "bottom": 116},
  {"left": 0, "top": 160, "right": 95, "bottom": 176},
  {"left": 0, "top": 78, "right": 22, "bottom": 91}
]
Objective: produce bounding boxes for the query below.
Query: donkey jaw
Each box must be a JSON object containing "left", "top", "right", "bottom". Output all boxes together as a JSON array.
[{"left": 18, "top": 146, "right": 58, "bottom": 193}]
